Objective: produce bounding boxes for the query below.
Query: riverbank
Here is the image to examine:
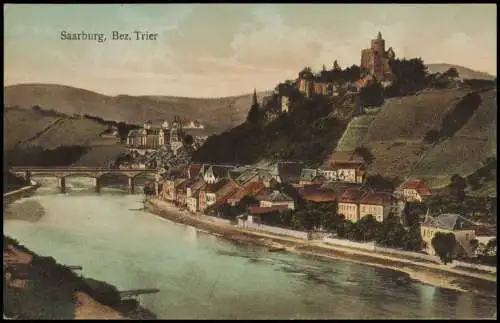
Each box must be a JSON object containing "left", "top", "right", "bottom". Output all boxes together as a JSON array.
[
  {"left": 3, "top": 183, "right": 157, "bottom": 320},
  {"left": 145, "top": 198, "right": 497, "bottom": 298}
]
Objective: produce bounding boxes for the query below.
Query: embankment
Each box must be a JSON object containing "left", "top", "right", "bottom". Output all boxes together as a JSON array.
[
  {"left": 3, "top": 183, "right": 157, "bottom": 320},
  {"left": 145, "top": 198, "right": 497, "bottom": 298}
]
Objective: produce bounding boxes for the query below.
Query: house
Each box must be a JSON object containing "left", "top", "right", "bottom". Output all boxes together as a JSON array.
[
  {"left": 175, "top": 179, "right": 195, "bottom": 207},
  {"left": 203, "top": 165, "right": 233, "bottom": 184},
  {"left": 359, "top": 191, "right": 394, "bottom": 222},
  {"left": 187, "top": 181, "right": 206, "bottom": 214},
  {"left": 198, "top": 180, "right": 228, "bottom": 212},
  {"left": 212, "top": 180, "right": 241, "bottom": 207},
  {"left": 161, "top": 177, "right": 187, "bottom": 201},
  {"left": 421, "top": 213, "right": 477, "bottom": 258},
  {"left": 298, "top": 168, "right": 318, "bottom": 186},
  {"left": 318, "top": 161, "right": 366, "bottom": 184},
  {"left": 338, "top": 189, "right": 368, "bottom": 223},
  {"left": 246, "top": 205, "right": 290, "bottom": 225},
  {"left": 255, "top": 189, "right": 295, "bottom": 210},
  {"left": 398, "top": 179, "right": 432, "bottom": 202},
  {"left": 226, "top": 181, "right": 265, "bottom": 206}
]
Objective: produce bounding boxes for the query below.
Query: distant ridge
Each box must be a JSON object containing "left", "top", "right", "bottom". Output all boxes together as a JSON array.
[
  {"left": 426, "top": 63, "right": 496, "bottom": 81},
  {"left": 4, "top": 83, "right": 272, "bottom": 134}
]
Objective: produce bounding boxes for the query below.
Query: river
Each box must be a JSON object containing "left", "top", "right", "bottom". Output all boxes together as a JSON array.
[{"left": 4, "top": 177, "right": 497, "bottom": 319}]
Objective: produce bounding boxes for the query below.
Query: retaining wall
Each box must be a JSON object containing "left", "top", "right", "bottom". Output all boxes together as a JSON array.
[
  {"left": 451, "top": 260, "right": 497, "bottom": 274},
  {"left": 323, "top": 237, "right": 376, "bottom": 251},
  {"left": 3, "top": 181, "right": 40, "bottom": 205},
  {"left": 246, "top": 222, "right": 309, "bottom": 239}
]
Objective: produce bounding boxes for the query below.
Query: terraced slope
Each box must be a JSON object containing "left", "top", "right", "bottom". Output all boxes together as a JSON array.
[{"left": 329, "top": 88, "right": 496, "bottom": 188}]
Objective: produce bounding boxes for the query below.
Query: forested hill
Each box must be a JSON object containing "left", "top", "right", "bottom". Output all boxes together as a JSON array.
[{"left": 192, "top": 59, "right": 497, "bottom": 183}]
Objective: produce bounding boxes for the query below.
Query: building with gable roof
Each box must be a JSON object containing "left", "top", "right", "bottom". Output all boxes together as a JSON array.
[
  {"left": 397, "top": 179, "right": 433, "bottom": 202},
  {"left": 420, "top": 213, "right": 477, "bottom": 258},
  {"left": 359, "top": 191, "right": 394, "bottom": 222}
]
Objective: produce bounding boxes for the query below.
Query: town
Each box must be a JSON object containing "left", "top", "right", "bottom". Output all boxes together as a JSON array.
[{"left": 112, "top": 32, "right": 496, "bottom": 268}]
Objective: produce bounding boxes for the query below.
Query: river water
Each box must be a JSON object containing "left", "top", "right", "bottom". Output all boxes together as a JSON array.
[{"left": 4, "top": 177, "right": 497, "bottom": 319}]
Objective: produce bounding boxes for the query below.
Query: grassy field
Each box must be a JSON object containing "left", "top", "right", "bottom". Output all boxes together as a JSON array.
[{"left": 3, "top": 109, "right": 61, "bottom": 150}]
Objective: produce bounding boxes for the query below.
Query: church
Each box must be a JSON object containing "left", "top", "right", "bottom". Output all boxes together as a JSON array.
[{"left": 126, "top": 116, "right": 186, "bottom": 155}]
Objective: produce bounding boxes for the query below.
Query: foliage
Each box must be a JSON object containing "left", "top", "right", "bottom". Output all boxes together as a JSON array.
[
  {"left": 5, "top": 146, "right": 89, "bottom": 166},
  {"left": 402, "top": 223, "right": 423, "bottom": 251},
  {"left": 365, "top": 174, "right": 399, "bottom": 192},
  {"left": 359, "top": 80, "right": 384, "bottom": 107},
  {"left": 461, "top": 78, "right": 497, "bottom": 91},
  {"left": 353, "top": 146, "right": 374, "bottom": 165},
  {"left": 384, "top": 58, "right": 429, "bottom": 97},
  {"left": 184, "top": 134, "right": 194, "bottom": 146},
  {"left": 424, "top": 194, "right": 496, "bottom": 225},
  {"left": 449, "top": 174, "right": 467, "bottom": 199},
  {"left": 193, "top": 95, "right": 347, "bottom": 166},
  {"left": 431, "top": 232, "right": 457, "bottom": 264},
  {"left": 375, "top": 214, "right": 406, "bottom": 248},
  {"left": 423, "top": 129, "right": 440, "bottom": 144}
]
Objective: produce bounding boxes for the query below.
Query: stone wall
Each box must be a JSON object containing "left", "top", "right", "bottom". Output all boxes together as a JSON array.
[
  {"left": 323, "top": 237, "right": 376, "bottom": 251},
  {"left": 246, "top": 222, "right": 309, "bottom": 239},
  {"left": 451, "top": 260, "right": 497, "bottom": 274}
]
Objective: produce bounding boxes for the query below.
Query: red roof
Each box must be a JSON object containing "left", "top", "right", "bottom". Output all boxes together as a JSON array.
[
  {"left": 404, "top": 179, "right": 432, "bottom": 196},
  {"left": 248, "top": 205, "right": 289, "bottom": 215},
  {"left": 298, "top": 185, "right": 339, "bottom": 202},
  {"left": 359, "top": 192, "right": 393, "bottom": 206},
  {"left": 338, "top": 189, "right": 367, "bottom": 204},
  {"left": 227, "top": 181, "right": 265, "bottom": 203}
]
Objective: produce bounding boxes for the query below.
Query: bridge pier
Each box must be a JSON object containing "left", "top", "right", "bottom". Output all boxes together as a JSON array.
[
  {"left": 23, "top": 171, "right": 31, "bottom": 184},
  {"left": 58, "top": 177, "right": 66, "bottom": 193},
  {"left": 128, "top": 177, "right": 135, "bottom": 194},
  {"left": 92, "top": 177, "right": 100, "bottom": 192}
]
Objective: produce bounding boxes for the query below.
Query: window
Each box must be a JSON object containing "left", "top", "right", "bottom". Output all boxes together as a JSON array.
[{"left": 465, "top": 233, "right": 469, "bottom": 240}]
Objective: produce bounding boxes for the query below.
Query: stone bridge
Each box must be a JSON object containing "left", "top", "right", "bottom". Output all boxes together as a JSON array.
[{"left": 9, "top": 166, "right": 157, "bottom": 193}]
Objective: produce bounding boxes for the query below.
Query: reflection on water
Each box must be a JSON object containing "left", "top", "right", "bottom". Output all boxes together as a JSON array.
[{"left": 3, "top": 178, "right": 497, "bottom": 319}]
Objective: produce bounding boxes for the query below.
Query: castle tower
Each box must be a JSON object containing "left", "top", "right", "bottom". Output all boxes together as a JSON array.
[{"left": 371, "top": 31, "right": 385, "bottom": 54}]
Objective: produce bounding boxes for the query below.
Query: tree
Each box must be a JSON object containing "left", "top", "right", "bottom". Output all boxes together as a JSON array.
[
  {"left": 354, "top": 146, "right": 374, "bottom": 165},
  {"left": 449, "top": 174, "right": 467, "bottom": 199},
  {"left": 333, "top": 60, "right": 341, "bottom": 71},
  {"left": 469, "top": 238, "right": 480, "bottom": 256},
  {"left": 359, "top": 80, "right": 384, "bottom": 107},
  {"left": 423, "top": 129, "right": 440, "bottom": 144},
  {"left": 183, "top": 134, "right": 194, "bottom": 146},
  {"left": 402, "top": 223, "right": 423, "bottom": 251},
  {"left": 442, "top": 67, "right": 459, "bottom": 79},
  {"left": 355, "top": 215, "right": 381, "bottom": 242},
  {"left": 376, "top": 214, "right": 406, "bottom": 248},
  {"left": 431, "top": 232, "right": 457, "bottom": 264}
]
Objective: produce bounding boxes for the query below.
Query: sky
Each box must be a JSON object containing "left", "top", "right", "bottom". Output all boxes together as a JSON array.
[{"left": 4, "top": 4, "right": 497, "bottom": 98}]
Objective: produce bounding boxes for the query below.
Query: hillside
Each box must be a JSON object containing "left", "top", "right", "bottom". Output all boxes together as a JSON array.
[
  {"left": 4, "top": 108, "right": 127, "bottom": 166},
  {"left": 426, "top": 64, "right": 496, "bottom": 81},
  {"left": 334, "top": 88, "right": 497, "bottom": 188},
  {"left": 4, "top": 84, "right": 271, "bottom": 134}
]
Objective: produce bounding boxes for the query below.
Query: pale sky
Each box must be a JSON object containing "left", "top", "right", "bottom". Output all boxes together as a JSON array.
[{"left": 4, "top": 4, "right": 497, "bottom": 98}]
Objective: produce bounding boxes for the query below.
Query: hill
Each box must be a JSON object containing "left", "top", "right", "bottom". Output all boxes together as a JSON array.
[
  {"left": 334, "top": 88, "right": 496, "bottom": 189},
  {"left": 426, "top": 64, "right": 496, "bottom": 81},
  {"left": 4, "top": 108, "right": 127, "bottom": 166},
  {"left": 4, "top": 84, "right": 272, "bottom": 134}
]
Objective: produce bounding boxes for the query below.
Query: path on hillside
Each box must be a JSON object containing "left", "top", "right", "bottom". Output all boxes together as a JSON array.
[{"left": 16, "top": 117, "right": 65, "bottom": 149}]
